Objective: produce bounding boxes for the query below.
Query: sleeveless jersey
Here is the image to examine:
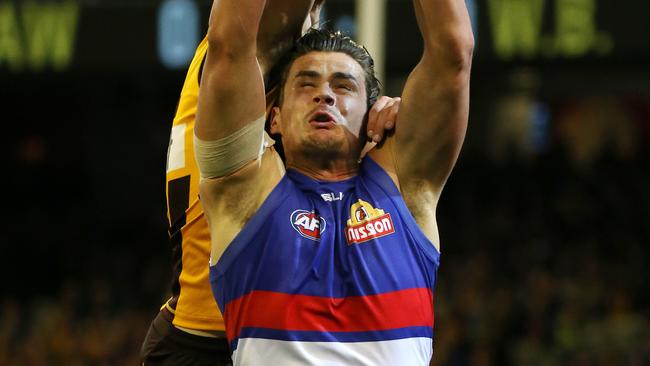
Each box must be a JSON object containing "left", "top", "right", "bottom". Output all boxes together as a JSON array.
[
  {"left": 209, "top": 157, "right": 440, "bottom": 365},
  {"left": 165, "top": 36, "right": 225, "bottom": 331}
]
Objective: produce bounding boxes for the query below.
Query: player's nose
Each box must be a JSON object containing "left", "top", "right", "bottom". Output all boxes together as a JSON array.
[{"left": 313, "top": 87, "right": 335, "bottom": 106}]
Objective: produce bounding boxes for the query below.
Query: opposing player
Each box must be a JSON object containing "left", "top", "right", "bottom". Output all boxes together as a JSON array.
[{"left": 195, "top": 0, "right": 474, "bottom": 364}]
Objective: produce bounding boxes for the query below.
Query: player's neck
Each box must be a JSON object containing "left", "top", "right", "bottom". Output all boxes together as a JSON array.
[{"left": 286, "top": 156, "right": 359, "bottom": 182}]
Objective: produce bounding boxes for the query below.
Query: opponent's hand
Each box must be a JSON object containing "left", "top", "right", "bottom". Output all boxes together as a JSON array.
[
  {"left": 367, "top": 96, "right": 401, "bottom": 143},
  {"left": 305, "top": 0, "right": 326, "bottom": 31}
]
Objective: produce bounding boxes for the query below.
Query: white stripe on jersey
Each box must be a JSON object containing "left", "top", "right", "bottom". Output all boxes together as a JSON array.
[
  {"left": 231, "top": 337, "right": 433, "bottom": 366},
  {"left": 167, "top": 124, "right": 186, "bottom": 173}
]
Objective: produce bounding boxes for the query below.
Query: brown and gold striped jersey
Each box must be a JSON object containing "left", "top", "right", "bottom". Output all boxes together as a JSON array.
[{"left": 164, "top": 37, "right": 225, "bottom": 331}]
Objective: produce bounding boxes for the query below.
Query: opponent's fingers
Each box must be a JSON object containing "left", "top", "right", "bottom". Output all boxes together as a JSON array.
[
  {"left": 383, "top": 97, "right": 400, "bottom": 131},
  {"left": 371, "top": 97, "right": 401, "bottom": 143},
  {"left": 367, "top": 96, "right": 393, "bottom": 140},
  {"left": 371, "top": 100, "right": 394, "bottom": 143}
]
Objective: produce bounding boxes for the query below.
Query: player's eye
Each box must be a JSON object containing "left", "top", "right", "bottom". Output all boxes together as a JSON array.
[{"left": 336, "top": 84, "right": 353, "bottom": 91}]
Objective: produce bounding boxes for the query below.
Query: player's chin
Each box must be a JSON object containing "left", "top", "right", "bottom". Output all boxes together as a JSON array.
[
  {"left": 309, "top": 127, "right": 341, "bottom": 140},
  {"left": 305, "top": 132, "right": 344, "bottom": 151}
]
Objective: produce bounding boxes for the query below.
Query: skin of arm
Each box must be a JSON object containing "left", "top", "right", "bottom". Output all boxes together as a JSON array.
[{"left": 368, "top": 0, "right": 474, "bottom": 249}]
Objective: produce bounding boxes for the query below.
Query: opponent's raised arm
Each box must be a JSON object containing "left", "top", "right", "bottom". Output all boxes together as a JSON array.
[
  {"left": 195, "top": 0, "right": 267, "bottom": 141},
  {"left": 257, "top": 0, "right": 320, "bottom": 75},
  {"left": 387, "top": 0, "right": 474, "bottom": 197}
]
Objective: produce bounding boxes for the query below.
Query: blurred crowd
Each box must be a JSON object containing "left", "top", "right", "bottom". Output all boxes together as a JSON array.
[
  {"left": 0, "top": 284, "right": 146, "bottom": 365},
  {"left": 432, "top": 155, "right": 650, "bottom": 365},
  {"left": 0, "top": 245, "right": 168, "bottom": 365}
]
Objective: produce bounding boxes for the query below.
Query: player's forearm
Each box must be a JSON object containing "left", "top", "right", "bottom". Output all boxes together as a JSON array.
[
  {"left": 310, "top": 0, "right": 325, "bottom": 27},
  {"left": 415, "top": 0, "right": 474, "bottom": 70},
  {"left": 207, "top": 0, "right": 267, "bottom": 58}
]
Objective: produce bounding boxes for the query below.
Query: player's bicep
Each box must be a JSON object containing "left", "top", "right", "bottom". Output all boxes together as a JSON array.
[
  {"left": 393, "top": 59, "right": 470, "bottom": 196},
  {"left": 193, "top": 30, "right": 272, "bottom": 183},
  {"left": 195, "top": 0, "right": 267, "bottom": 141},
  {"left": 195, "top": 47, "right": 266, "bottom": 141}
]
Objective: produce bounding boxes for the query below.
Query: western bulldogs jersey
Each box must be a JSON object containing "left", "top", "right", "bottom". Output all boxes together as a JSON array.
[{"left": 209, "top": 157, "right": 440, "bottom": 365}]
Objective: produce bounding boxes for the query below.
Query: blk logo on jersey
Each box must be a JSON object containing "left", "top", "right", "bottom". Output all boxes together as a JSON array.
[
  {"left": 345, "top": 199, "right": 395, "bottom": 244},
  {"left": 291, "top": 210, "right": 326, "bottom": 241},
  {"left": 321, "top": 192, "right": 344, "bottom": 202}
]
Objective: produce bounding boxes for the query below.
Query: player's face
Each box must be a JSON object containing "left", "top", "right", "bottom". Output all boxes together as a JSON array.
[{"left": 272, "top": 51, "right": 368, "bottom": 161}]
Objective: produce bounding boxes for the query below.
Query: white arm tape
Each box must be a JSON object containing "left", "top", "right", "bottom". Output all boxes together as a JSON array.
[{"left": 194, "top": 115, "right": 272, "bottom": 180}]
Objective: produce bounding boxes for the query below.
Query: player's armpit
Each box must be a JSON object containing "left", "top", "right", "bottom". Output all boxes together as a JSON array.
[
  {"left": 199, "top": 147, "right": 285, "bottom": 263},
  {"left": 396, "top": 64, "right": 471, "bottom": 193}
]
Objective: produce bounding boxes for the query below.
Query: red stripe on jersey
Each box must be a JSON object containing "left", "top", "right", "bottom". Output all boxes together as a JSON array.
[{"left": 224, "top": 288, "right": 434, "bottom": 342}]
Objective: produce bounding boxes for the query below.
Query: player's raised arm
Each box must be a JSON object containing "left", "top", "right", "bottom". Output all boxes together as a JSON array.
[
  {"left": 195, "top": 0, "right": 320, "bottom": 176},
  {"left": 195, "top": 0, "right": 267, "bottom": 141},
  {"left": 372, "top": 0, "right": 474, "bottom": 198}
]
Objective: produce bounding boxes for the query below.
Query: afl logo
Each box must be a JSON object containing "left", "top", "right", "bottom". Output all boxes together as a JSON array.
[{"left": 290, "top": 210, "right": 326, "bottom": 241}]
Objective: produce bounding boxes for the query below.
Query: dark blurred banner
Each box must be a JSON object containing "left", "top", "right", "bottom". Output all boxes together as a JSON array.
[
  {"left": 390, "top": 0, "right": 650, "bottom": 71},
  {"left": 0, "top": 0, "right": 648, "bottom": 74}
]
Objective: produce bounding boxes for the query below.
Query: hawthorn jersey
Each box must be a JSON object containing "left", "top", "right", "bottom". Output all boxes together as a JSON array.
[
  {"left": 209, "top": 157, "right": 440, "bottom": 365},
  {"left": 165, "top": 36, "right": 281, "bottom": 331},
  {"left": 165, "top": 37, "right": 225, "bottom": 331}
]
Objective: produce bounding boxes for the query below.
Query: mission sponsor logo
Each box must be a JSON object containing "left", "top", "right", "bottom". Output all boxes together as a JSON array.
[
  {"left": 345, "top": 199, "right": 395, "bottom": 245},
  {"left": 290, "top": 210, "right": 326, "bottom": 241}
]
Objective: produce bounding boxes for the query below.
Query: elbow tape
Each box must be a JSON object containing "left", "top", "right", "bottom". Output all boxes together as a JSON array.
[{"left": 194, "top": 115, "right": 271, "bottom": 179}]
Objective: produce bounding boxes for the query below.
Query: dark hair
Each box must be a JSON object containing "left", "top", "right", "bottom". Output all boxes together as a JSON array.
[{"left": 278, "top": 28, "right": 381, "bottom": 108}]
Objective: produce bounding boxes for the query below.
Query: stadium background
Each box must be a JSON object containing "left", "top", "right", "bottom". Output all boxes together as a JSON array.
[{"left": 1, "top": 0, "right": 648, "bottom": 364}]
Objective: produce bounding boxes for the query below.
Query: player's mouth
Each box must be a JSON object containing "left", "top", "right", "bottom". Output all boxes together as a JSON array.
[{"left": 308, "top": 110, "right": 337, "bottom": 128}]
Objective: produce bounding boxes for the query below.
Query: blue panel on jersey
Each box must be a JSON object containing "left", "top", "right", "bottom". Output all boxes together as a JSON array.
[
  {"left": 210, "top": 157, "right": 440, "bottom": 313},
  {"left": 239, "top": 326, "right": 434, "bottom": 344}
]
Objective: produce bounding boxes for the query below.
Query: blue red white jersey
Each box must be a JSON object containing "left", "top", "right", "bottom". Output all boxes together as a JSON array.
[{"left": 209, "top": 157, "right": 440, "bottom": 365}]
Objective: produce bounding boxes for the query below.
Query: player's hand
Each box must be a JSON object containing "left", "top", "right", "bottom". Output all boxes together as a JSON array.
[{"left": 367, "top": 96, "right": 401, "bottom": 143}]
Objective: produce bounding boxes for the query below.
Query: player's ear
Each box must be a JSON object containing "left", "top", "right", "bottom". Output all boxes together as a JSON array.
[{"left": 270, "top": 106, "right": 282, "bottom": 135}]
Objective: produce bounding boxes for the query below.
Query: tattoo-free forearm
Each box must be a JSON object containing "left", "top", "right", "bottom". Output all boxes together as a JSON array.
[
  {"left": 414, "top": 0, "right": 474, "bottom": 67},
  {"left": 208, "top": 0, "right": 267, "bottom": 56},
  {"left": 257, "top": 0, "right": 318, "bottom": 73}
]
